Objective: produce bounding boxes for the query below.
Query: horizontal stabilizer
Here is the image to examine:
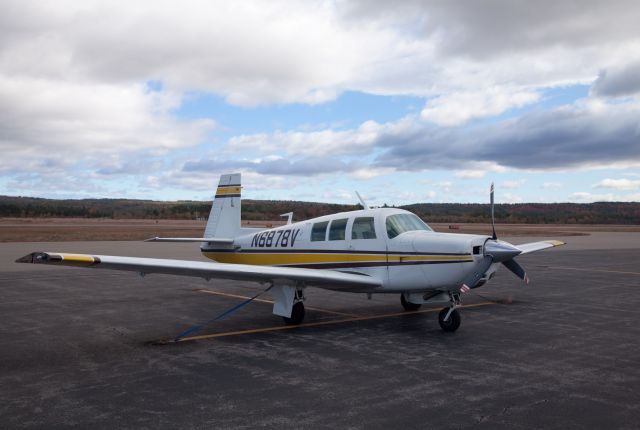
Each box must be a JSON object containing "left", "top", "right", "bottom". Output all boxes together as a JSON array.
[
  {"left": 515, "top": 240, "right": 565, "bottom": 254},
  {"left": 145, "top": 237, "right": 234, "bottom": 244}
]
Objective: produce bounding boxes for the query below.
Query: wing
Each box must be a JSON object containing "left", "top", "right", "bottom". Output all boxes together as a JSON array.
[
  {"left": 16, "top": 252, "right": 381, "bottom": 292},
  {"left": 515, "top": 240, "right": 565, "bottom": 254}
]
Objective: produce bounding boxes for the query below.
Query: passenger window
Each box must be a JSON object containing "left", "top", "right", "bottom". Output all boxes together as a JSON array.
[
  {"left": 351, "top": 217, "right": 377, "bottom": 239},
  {"left": 329, "top": 218, "right": 348, "bottom": 241},
  {"left": 311, "top": 221, "right": 329, "bottom": 241}
]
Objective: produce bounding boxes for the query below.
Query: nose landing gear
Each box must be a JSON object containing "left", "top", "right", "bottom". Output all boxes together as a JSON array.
[
  {"left": 438, "top": 292, "right": 461, "bottom": 332},
  {"left": 438, "top": 307, "right": 461, "bottom": 332}
]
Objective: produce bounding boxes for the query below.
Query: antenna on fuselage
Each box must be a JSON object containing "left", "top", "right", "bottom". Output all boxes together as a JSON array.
[
  {"left": 355, "top": 191, "right": 370, "bottom": 210},
  {"left": 280, "top": 212, "right": 293, "bottom": 225}
]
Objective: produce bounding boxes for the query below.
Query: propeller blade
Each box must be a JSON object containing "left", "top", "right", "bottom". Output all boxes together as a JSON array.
[
  {"left": 502, "top": 258, "right": 530, "bottom": 284},
  {"left": 460, "top": 256, "right": 493, "bottom": 292},
  {"left": 490, "top": 182, "right": 497, "bottom": 240}
]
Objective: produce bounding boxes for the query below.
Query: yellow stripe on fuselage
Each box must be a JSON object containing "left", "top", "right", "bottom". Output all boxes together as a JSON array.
[
  {"left": 387, "top": 254, "right": 473, "bottom": 263},
  {"left": 202, "top": 251, "right": 473, "bottom": 266}
]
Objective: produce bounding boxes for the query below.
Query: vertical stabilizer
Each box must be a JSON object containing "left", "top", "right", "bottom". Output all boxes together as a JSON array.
[{"left": 204, "top": 173, "right": 241, "bottom": 239}]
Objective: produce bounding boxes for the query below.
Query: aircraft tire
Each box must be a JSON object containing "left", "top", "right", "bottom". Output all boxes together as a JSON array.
[
  {"left": 438, "top": 308, "right": 460, "bottom": 332},
  {"left": 283, "top": 301, "right": 305, "bottom": 325},
  {"left": 401, "top": 294, "right": 422, "bottom": 311}
]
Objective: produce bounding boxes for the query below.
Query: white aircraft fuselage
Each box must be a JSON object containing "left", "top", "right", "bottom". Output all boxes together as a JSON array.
[{"left": 200, "top": 207, "right": 491, "bottom": 294}]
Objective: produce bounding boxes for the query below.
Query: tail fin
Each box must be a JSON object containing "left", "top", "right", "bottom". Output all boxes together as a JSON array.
[{"left": 204, "top": 173, "right": 241, "bottom": 239}]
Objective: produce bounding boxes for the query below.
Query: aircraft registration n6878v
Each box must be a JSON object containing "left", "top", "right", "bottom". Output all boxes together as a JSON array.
[{"left": 17, "top": 173, "right": 564, "bottom": 333}]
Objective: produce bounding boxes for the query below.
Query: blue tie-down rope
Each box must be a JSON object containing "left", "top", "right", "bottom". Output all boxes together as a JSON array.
[{"left": 173, "top": 284, "right": 273, "bottom": 342}]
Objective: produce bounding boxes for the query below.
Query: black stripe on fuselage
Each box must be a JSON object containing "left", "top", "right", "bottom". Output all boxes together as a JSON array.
[
  {"left": 200, "top": 248, "right": 472, "bottom": 256},
  {"left": 277, "top": 260, "right": 471, "bottom": 269}
]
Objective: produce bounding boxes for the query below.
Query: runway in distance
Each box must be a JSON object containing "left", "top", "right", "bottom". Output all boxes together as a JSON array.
[{"left": 17, "top": 173, "right": 564, "bottom": 332}]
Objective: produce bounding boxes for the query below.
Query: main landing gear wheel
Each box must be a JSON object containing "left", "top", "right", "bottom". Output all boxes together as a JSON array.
[
  {"left": 283, "top": 301, "right": 305, "bottom": 325},
  {"left": 438, "top": 308, "right": 461, "bottom": 332},
  {"left": 401, "top": 294, "right": 422, "bottom": 311}
]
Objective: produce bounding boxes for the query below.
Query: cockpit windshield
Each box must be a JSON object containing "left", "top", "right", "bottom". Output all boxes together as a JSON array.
[{"left": 386, "top": 213, "right": 432, "bottom": 239}]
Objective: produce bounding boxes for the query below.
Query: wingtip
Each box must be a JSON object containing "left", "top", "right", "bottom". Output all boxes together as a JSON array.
[
  {"left": 15, "top": 252, "right": 49, "bottom": 264},
  {"left": 15, "top": 253, "right": 35, "bottom": 263}
]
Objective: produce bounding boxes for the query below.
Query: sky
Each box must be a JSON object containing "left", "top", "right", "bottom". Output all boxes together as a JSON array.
[{"left": 1, "top": 0, "right": 640, "bottom": 205}]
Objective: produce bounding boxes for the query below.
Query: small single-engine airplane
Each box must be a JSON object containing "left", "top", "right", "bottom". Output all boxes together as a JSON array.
[{"left": 17, "top": 173, "right": 564, "bottom": 332}]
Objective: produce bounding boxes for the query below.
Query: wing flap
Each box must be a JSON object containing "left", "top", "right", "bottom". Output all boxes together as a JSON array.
[
  {"left": 16, "top": 252, "right": 381, "bottom": 292},
  {"left": 515, "top": 240, "right": 565, "bottom": 254}
]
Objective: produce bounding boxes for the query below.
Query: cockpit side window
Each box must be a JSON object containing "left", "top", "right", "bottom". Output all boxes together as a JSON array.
[
  {"left": 328, "top": 218, "right": 348, "bottom": 241},
  {"left": 311, "top": 221, "right": 329, "bottom": 241},
  {"left": 386, "top": 214, "right": 432, "bottom": 239},
  {"left": 351, "top": 217, "right": 377, "bottom": 239}
]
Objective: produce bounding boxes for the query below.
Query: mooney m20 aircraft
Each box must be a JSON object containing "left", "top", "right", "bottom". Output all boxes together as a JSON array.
[{"left": 17, "top": 173, "right": 564, "bottom": 333}]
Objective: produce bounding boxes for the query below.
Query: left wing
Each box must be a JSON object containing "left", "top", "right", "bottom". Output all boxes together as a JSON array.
[{"left": 16, "top": 252, "right": 381, "bottom": 292}]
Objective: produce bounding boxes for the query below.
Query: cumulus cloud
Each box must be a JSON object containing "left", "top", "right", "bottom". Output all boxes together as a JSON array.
[
  {"left": 0, "top": 75, "right": 214, "bottom": 176},
  {"left": 421, "top": 88, "right": 540, "bottom": 126},
  {"left": 593, "top": 178, "right": 640, "bottom": 190},
  {"left": 349, "top": 167, "right": 396, "bottom": 180},
  {"left": 570, "top": 191, "right": 640, "bottom": 202},
  {"left": 591, "top": 62, "right": 640, "bottom": 98},
  {"left": 175, "top": 98, "right": 640, "bottom": 181},
  {"left": 502, "top": 192, "right": 523, "bottom": 203},
  {"left": 182, "top": 156, "right": 360, "bottom": 177},
  {"left": 3, "top": 0, "right": 638, "bottom": 109},
  {"left": 454, "top": 170, "right": 486, "bottom": 179},
  {"left": 2, "top": 0, "right": 640, "bottom": 200},
  {"left": 570, "top": 192, "right": 615, "bottom": 202},
  {"left": 501, "top": 180, "right": 526, "bottom": 189},
  {"left": 344, "top": 0, "right": 640, "bottom": 58},
  {"left": 376, "top": 100, "right": 640, "bottom": 171},
  {"left": 225, "top": 120, "right": 381, "bottom": 157},
  {"left": 0, "top": 1, "right": 380, "bottom": 106},
  {"left": 542, "top": 182, "right": 562, "bottom": 189}
]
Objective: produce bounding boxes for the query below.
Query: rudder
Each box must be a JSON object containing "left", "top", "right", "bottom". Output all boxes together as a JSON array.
[{"left": 204, "top": 173, "right": 241, "bottom": 239}]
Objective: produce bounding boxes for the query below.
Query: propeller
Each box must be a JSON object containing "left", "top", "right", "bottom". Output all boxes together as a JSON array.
[
  {"left": 484, "top": 183, "right": 529, "bottom": 285},
  {"left": 458, "top": 183, "right": 529, "bottom": 294},
  {"left": 490, "top": 182, "right": 497, "bottom": 240}
]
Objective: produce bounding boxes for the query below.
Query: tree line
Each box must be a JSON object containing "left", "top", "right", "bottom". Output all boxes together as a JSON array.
[{"left": 1, "top": 195, "right": 639, "bottom": 224}]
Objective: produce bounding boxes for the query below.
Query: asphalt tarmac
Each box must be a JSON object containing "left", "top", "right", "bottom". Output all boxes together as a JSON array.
[{"left": 1, "top": 238, "right": 639, "bottom": 429}]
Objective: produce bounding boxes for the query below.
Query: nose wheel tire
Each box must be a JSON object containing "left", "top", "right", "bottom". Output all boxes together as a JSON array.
[
  {"left": 438, "top": 308, "right": 461, "bottom": 332},
  {"left": 283, "top": 301, "right": 305, "bottom": 325},
  {"left": 401, "top": 294, "right": 422, "bottom": 311}
]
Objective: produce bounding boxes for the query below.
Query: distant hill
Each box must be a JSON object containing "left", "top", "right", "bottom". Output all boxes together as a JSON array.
[
  {"left": 404, "top": 202, "right": 640, "bottom": 224},
  {"left": 1, "top": 195, "right": 639, "bottom": 224}
]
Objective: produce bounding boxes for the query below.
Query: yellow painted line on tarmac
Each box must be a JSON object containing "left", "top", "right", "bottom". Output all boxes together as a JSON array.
[
  {"left": 175, "top": 301, "right": 495, "bottom": 343},
  {"left": 192, "top": 288, "right": 360, "bottom": 317},
  {"left": 193, "top": 288, "right": 273, "bottom": 304},
  {"left": 546, "top": 266, "right": 640, "bottom": 276}
]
